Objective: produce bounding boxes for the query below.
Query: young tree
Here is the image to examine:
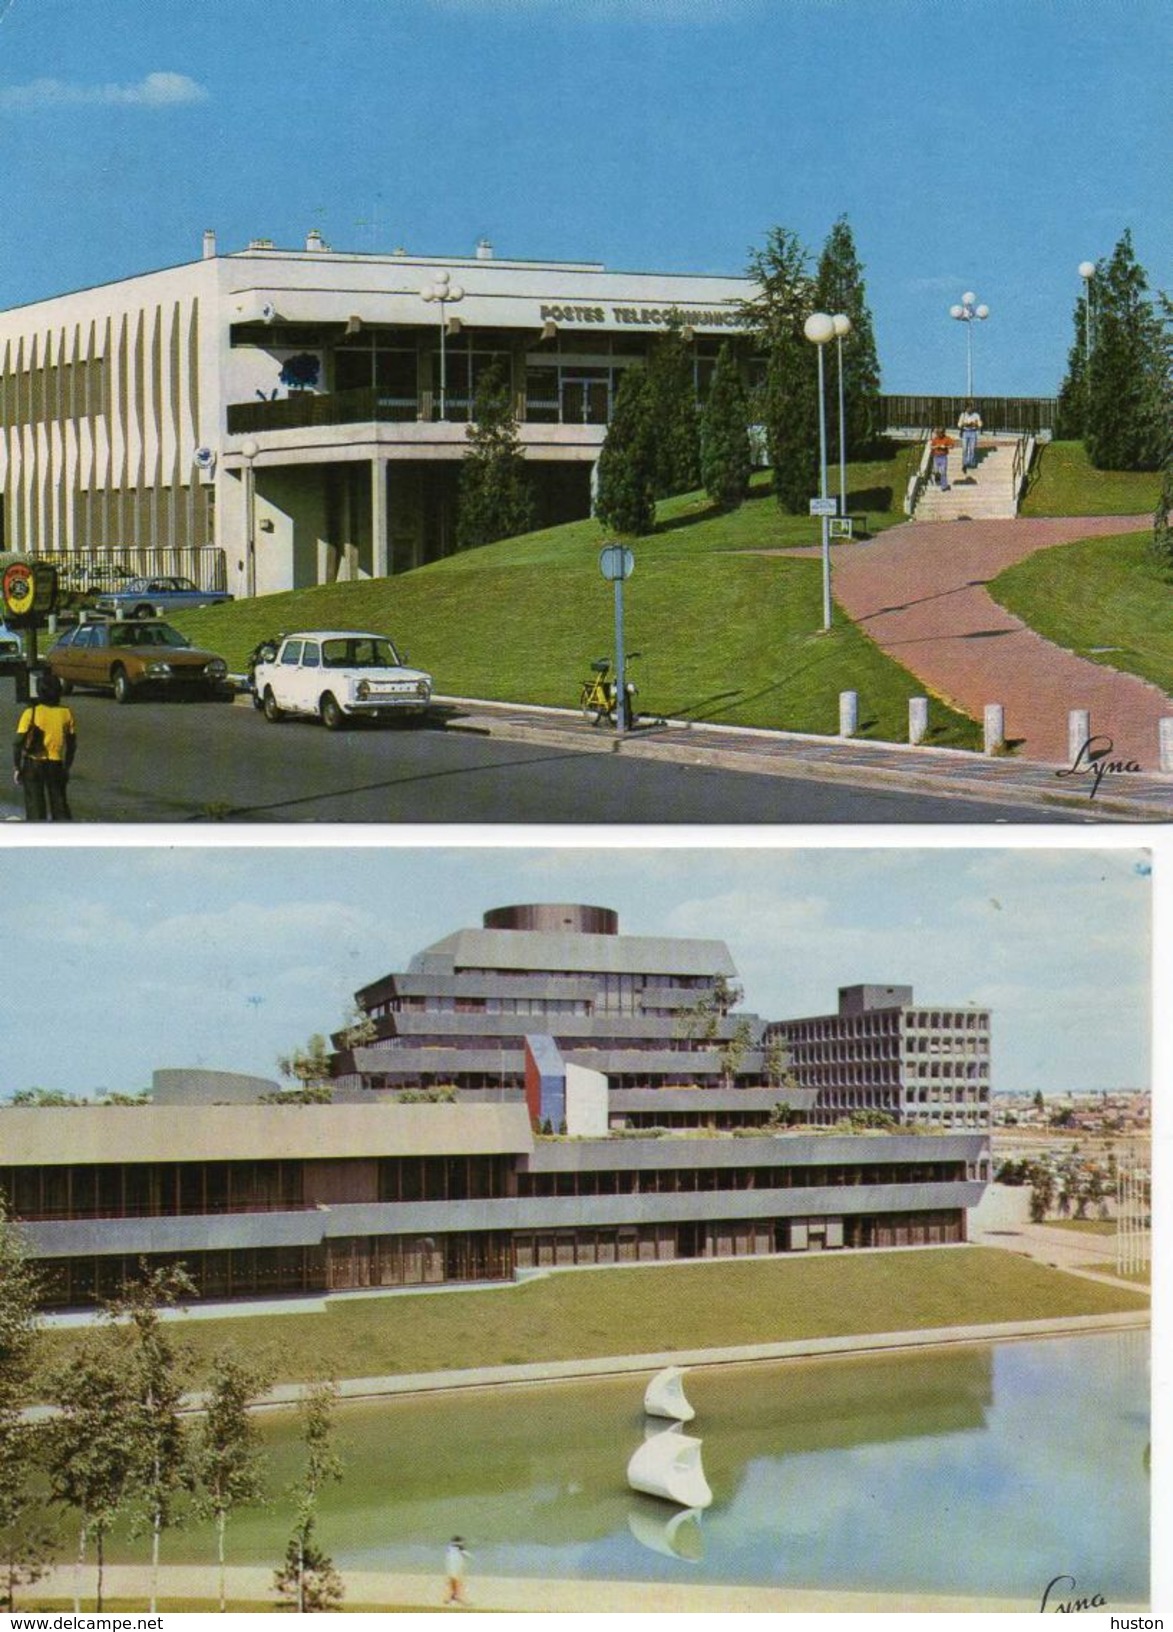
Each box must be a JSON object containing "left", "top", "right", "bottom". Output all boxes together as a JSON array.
[
  {"left": 743, "top": 225, "right": 818, "bottom": 514},
  {"left": 1085, "top": 230, "right": 1166, "bottom": 471},
  {"left": 645, "top": 318, "right": 701, "bottom": 498},
  {"left": 456, "top": 361, "right": 534, "bottom": 551},
  {"left": 191, "top": 1353, "right": 272, "bottom": 1613},
  {"left": 700, "top": 342, "right": 752, "bottom": 510},
  {"left": 1028, "top": 1164, "right": 1055, "bottom": 1224},
  {"left": 0, "top": 1194, "right": 39, "bottom": 1405},
  {"left": 813, "top": 216, "right": 882, "bottom": 457},
  {"left": 46, "top": 1339, "right": 138, "bottom": 1611},
  {"left": 277, "top": 1034, "right": 333, "bottom": 1095},
  {"left": 108, "top": 1265, "right": 197, "bottom": 1613},
  {"left": 274, "top": 1383, "right": 344, "bottom": 1614},
  {"left": 595, "top": 367, "right": 657, "bottom": 535},
  {"left": 677, "top": 976, "right": 755, "bottom": 1088},
  {"left": 1151, "top": 456, "right": 1173, "bottom": 580},
  {"left": 337, "top": 1000, "right": 378, "bottom": 1051},
  {"left": 0, "top": 1197, "right": 49, "bottom": 1611}
]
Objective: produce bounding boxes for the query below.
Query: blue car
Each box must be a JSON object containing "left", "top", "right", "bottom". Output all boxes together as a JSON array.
[
  {"left": 93, "top": 575, "right": 233, "bottom": 619},
  {"left": 0, "top": 621, "right": 24, "bottom": 672}
]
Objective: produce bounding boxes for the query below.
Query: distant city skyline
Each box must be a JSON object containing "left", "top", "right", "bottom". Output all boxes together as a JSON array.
[
  {"left": 0, "top": 843, "right": 1150, "bottom": 1100},
  {"left": 0, "top": 0, "right": 1167, "bottom": 396}
]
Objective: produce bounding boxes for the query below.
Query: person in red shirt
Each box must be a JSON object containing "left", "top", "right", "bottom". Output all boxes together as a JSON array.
[{"left": 930, "top": 428, "right": 955, "bottom": 491}]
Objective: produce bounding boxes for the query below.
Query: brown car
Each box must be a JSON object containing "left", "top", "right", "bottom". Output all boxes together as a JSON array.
[{"left": 45, "top": 619, "right": 230, "bottom": 704}]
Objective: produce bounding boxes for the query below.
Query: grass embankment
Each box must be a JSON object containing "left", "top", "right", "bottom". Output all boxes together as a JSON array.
[
  {"left": 36, "top": 1247, "right": 1149, "bottom": 1389},
  {"left": 1021, "top": 441, "right": 1161, "bottom": 516},
  {"left": 990, "top": 530, "right": 1173, "bottom": 695},
  {"left": 172, "top": 450, "right": 981, "bottom": 747}
]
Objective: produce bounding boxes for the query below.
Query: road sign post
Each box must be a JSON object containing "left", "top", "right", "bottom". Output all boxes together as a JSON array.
[{"left": 599, "top": 545, "right": 635, "bottom": 733}]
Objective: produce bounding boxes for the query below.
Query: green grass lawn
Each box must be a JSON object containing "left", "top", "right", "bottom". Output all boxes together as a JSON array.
[
  {"left": 989, "top": 530, "right": 1173, "bottom": 694},
  {"left": 1046, "top": 1218, "right": 1116, "bottom": 1235},
  {"left": 35, "top": 1247, "right": 1148, "bottom": 1391},
  {"left": 1022, "top": 441, "right": 1161, "bottom": 516},
  {"left": 169, "top": 450, "right": 982, "bottom": 748}
]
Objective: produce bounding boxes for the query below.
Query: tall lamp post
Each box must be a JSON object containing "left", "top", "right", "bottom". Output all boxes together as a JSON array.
[
  {"left": 949, "top": 291, "right": 989, "bottom": 399},
  {"left": 1078, "top": 261, "right": 1096, "bottom": 365},
  {"left": 421, "top": 271, "right": 465, "bottom": 420},
  {"left": 832, "top": 313, "right": 852, "bottom": 518},
  {"left": 804, "top": 311, "right": 836, "bottom": 632},
  {"left": 240, "top": 437, "right": 259, "bottom": 599}
]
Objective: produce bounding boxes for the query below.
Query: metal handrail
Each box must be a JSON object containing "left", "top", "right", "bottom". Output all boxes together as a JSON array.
[{"left": 904, "top": 435, "right": 933, "bottom": 515}]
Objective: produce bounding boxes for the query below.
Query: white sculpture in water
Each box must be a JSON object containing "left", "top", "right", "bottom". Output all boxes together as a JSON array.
[
  {"left": 626, "top": 1428, "right": 713, "bottom": 1510},
  {"left": 643, "top": 1365, "right": 696, "bottom": 1422}
]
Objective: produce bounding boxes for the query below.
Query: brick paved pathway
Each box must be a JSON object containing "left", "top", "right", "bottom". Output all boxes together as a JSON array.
[{"left": 829, "top": 515, "right": 1167, "bottom": 767}]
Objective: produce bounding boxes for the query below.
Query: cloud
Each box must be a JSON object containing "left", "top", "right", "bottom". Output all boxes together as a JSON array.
[{"left": 0, "top": 71, "right": 209, "bottom": 111}]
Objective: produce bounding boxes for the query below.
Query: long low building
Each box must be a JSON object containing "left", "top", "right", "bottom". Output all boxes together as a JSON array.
[
  {"left": 0, "top": 231, "right": 756, "bottom": 591},
  {"left": 3, "top": 1100, "right": 989, "bottom": 1307}
]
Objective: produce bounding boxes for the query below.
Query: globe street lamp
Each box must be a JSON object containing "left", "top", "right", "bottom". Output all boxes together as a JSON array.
[
  {"left": 421, "top": 271, "right": 465, "bottom": 420},
  {"left": 949, "top": 291, "right": 989, "bottom": 399},
  {"left": 1079, "top": 261, "right": 1096, "bottom": 366},
  {"left": 832, "top": 313, "right": 852, "bottom": 520},
  {"left": 804, "top": 311, "right": 836, "bottom": 632}
]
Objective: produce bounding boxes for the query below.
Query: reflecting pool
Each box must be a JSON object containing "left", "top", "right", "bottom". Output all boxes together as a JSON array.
[{"left": 157, "top": 1329, "right": 1149, "bottom": 1601}]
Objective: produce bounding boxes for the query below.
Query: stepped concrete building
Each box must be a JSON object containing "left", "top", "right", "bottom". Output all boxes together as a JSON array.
[
  {"left": 0, "top": 232, "right": 754, "bottom": 592},
  {"left": 331, "top": 901, "right": 782, "bottom": 1117},
  {"left": 0, "top": 908, "right": 992, "bottom": 1308}
]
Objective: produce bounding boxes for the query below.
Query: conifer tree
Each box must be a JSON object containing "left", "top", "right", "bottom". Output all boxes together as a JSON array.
[
  {"left": 1085, "top": 231, "right": 1166, "bottom": 471},
  {"left": 1054, "top": 294, "right": 1091, "bottom": 441},
  {"left": 594, "top": 367, "right": 657, "bottom": 535},
  {"left": 743, "top": 226, "right": 818, "bottom": 513},
  {"left": 645, "top": 317, "right": 701, "bottom": 497},
  {"left": 813, "top": 216, "right": 882, "bottom": 456},
  {"left": 456, "top": 361, "right": 533, "bottom": 551},
  {"left": 700, "top": 342, "right": 752, "bottom": 510}
]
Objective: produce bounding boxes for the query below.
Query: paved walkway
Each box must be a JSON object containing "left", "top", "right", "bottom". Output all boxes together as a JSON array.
[
  {"left": 27, "top": 1562, "right": 1078, "bottom": 1613},
  {"left": 829, "top": 513, "right": 1168, "bottom": 767}
]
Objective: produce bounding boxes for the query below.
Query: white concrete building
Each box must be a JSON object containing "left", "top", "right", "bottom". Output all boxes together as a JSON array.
[{"left": 0, "top": 231, "right": 754, "bottom": 596}]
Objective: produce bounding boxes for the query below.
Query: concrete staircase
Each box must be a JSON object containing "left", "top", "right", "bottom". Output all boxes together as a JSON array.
[{"left": 913, "top": 433, "right": 1025, "bottom": 521}]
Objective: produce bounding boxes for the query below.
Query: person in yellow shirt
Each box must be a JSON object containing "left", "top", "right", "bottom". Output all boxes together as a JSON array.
[{"left": 12, "top": 671, "right": 77, "bottom": 821}]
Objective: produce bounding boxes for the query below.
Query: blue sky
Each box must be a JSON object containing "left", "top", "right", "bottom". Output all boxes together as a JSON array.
[
  {"left": 0, "top": 0, "right": 1167, "bottom": 395},
  {"left": 0, "top": 841, "right": 1150, "bottom": 1098}
]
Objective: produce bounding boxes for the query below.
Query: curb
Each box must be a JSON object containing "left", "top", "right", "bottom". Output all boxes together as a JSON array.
[{"left": 436, "top": 697, "right": 1173, "bottom": 820}]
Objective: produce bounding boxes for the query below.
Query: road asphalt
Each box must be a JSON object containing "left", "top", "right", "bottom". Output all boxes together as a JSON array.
[{"left": 5, "top": 512, "right": 1172, "bottom": 819}]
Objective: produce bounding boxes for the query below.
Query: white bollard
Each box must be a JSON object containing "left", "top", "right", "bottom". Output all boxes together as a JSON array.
[
  {"left": 909, "top": 697, "right": 929, "bottom": 746},
  {"left": 1068, "top": 709, "right": 1090, "bottom": 766},
  {"left": 983, "top": 703, "right": 1005, "bottom": 756},
  {"left": 839, "top": 690, "right": 858, "bottom": 738},
  {"left": 1160, "top": 718, "right": 1173, "bottom": 773}
]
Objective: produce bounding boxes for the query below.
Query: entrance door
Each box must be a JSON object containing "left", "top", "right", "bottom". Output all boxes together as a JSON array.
[{"left": 561, "top": 372, "right": 610, "bottom": 424}]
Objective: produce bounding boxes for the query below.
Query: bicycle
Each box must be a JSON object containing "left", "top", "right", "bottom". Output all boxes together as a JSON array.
[{"left": 579, "top": 653, "right": 640, "bottom": 726}]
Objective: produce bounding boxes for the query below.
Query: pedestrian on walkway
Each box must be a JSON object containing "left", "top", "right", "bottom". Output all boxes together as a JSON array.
[
  {"left": 12, "top": 671, "right": 77, "bottom": 822},
  {"left": 957, "top": 402, "right": 982, "bottom": 477},
  {"left": 930, "top": 427, "right": 954, "bottom": 491},
  {"left": 443, "top": 1536, "right": 469, "bottom": 1606}
]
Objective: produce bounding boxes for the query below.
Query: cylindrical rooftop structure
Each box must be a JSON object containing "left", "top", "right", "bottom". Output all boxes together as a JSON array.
[{"left": 483, "top": 903, "right": 618, "bottom": 935}]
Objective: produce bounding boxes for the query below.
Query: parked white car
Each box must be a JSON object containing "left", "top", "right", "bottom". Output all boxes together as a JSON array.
[{"left": 252, "top": 630, "right": 432, "bottom": 730}]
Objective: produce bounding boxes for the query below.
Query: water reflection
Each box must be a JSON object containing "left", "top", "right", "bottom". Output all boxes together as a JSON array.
[{"left": 146, "top": 1331, "right": 1147, "bottom": 1601}]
